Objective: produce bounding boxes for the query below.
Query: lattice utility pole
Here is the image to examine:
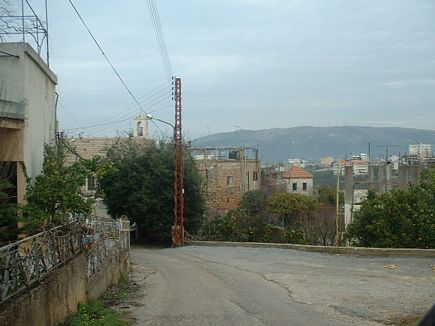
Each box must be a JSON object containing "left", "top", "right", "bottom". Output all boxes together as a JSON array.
[{"left": 172, "top": 77, "right": 184, "bottom": 246}]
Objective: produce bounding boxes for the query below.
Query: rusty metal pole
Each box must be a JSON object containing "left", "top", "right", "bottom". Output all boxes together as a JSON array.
[{"left": 172, "top": 77, "right": 184, "bottom": 246}]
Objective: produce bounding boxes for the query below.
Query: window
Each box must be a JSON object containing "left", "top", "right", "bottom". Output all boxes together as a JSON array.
[
  {"left": 253, "top": 171, "right": 258, "bottom": 181},
  {"left": 137, "top": 121, "right": 144, "bottom": 136},
  {"left": 87, "top": 176, "right": 97, "bottom": 191},
  {"left": 303, "top": 182, "right": 307, "bottom": 191},
  {"left": 292, "top": 183, "right": 297, "bottom": 191},
  {"left": 227, "top": 176, "right": 233, "bottom": 186}
]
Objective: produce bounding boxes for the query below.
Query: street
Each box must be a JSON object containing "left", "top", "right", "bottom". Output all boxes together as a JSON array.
[{"left": 125, "top": 245, "right": 434, "bottom": 325}]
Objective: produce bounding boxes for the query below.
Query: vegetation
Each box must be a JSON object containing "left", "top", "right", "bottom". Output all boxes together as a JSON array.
[
  {"left": 317, "top": 185, "right": 343, "bottom": 205},
  {"left": 312, "top": 170, "right": 337, "bottom": 187},
  {"left": 201, "top": 207, "right": 306, "bottom": 244},
  {"left": 20, "top": 144, "right": 97, "bottom": 234},
  {"left": 62, "top": 299, "right": 125, "bottom": 326},
  {"left": 98, "top": 138, "right": 205, "bottom": 242},
  {"left": 346, "top": 167, "right": 435, "bottom": 248},
  {"left": 267, "top": 192, "right": 318, "bottom": 226},
  {"left": 63, "top": 274, "right": 131, "bottom": 326},
  {"left": 0, "top": 180, "right": 18, "bottom": 243},
  {"left": 200, "top": 190, "right": 329, "bottom": 245},
  {"left": 102, "top": 274, "right": 129, "bottom": 304}
]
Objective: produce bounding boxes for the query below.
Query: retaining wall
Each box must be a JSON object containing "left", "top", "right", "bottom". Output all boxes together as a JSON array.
[
  {"left": 0, "top": 250, "right": 130, "bottom": 326},
  {"left": 186, "top": 240, "right": 435, "bottom": 258}
]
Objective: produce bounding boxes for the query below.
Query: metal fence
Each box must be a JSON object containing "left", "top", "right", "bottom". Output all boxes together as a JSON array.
[
  {"left": 0, "top": 217, "right": 130, "bottom": 303},
  {"left": 85, "top": 216, "right": 120, "bottom": 240},
  {"left": 0, "top": 223, "right": 82, "bottom": 303},
  {"left": 86, "top": 218, "right": 130, "bottom": 279}
]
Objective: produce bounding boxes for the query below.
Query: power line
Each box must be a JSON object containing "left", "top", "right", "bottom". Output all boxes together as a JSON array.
[
  {"left": 60, "top": 92, "right": 171, "bottom": 133},
  {"left": 146, "top": 0, "right": 172, "bottom": 80},
  {"left": 58, "top": 99, "right": 84, "bottom": 129},
  {"left": 57, "top": 135, "right": 85, "bottom": 160},
  {"left": 72, "top": 83, "right": 171, "bottom": 129},
  {"left": 67, "top": 0, "right": 149, "bottom": 117},
  {"left": 66, "top": 0, "right": 178, "bottom": 137},
  {"left": 61, "top": 116, "right": 135, "bottom": 132}
]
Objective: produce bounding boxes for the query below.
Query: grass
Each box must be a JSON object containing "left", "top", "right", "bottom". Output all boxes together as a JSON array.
[
  {"left": 63, "top": 274, "right": 131, "bottom": 326},
  {"left": 62, "top": 299, "right": 124, "bottom": 326},
  {"left": 102, "top": 274, "right": 129, "bottom": 304}
]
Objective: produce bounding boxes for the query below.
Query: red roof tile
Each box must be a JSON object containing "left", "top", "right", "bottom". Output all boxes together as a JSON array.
[{"left": 282, "top": 166, "right": 313, "bottom": 179}]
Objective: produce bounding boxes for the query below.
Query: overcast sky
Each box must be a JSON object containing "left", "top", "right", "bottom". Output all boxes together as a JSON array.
[{"left": 23, "top": 0, "right": 435, "bottom": 139}]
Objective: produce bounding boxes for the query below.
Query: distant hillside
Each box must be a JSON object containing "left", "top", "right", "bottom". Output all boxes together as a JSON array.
[{"left": 191, "top": 126, "right": 435, "bottom": 162}]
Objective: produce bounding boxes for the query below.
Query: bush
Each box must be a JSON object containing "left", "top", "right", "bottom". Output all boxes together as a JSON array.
[
  {"left": 200, "top": 208, "right": 306, "bottom": 244},
  {"left": 63, "top": 300, "right": 124, "bottom": 326},
  {"left": 346, "top": 167, "right": 435, "bottom": 248}
]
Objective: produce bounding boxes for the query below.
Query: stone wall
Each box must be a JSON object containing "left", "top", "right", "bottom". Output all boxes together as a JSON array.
[
  {"left": 0, "top": 248, "right": 130, "bottom": 326},
  {"left": 197, "top": 159, "right": 261, "bottom": 217}
]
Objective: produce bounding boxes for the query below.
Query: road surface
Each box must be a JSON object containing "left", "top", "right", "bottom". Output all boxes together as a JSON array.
[{"left": 124, "top": 245, "right": 434, "bottom": 325}]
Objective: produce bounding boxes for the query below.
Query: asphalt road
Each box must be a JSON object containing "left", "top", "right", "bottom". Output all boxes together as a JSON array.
[{"left": 127, "top": 245, "right": 434, "bottom": 326}]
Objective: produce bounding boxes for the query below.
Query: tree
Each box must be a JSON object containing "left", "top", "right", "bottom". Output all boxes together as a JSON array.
[
  {"left": 98, "top": 138, "right": 205, "bottom": 242},
  {"left": 346, "top": 167, "right": 435, "bottom": 248},
  {"left": 267, "top": 192, "right": 318, "bottom": 226},
  {"left": 317, "top": 185, "right": 343, "bottom": 205},
  {"left": 240, "top": 190, "right": 268, "bottom": 216},
  {"left": 201, "top": 208, "right": 306, "bottom": 244},
  {"left": 20, "top": 144, "right": 95, "bottom": 233}
]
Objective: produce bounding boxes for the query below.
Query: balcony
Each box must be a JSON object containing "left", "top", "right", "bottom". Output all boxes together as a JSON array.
[{"left": 0, "top": 98, "right": 25, "bottom": 120}]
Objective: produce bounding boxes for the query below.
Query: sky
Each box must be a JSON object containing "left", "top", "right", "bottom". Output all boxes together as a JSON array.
[{"left": 14, "top": 0, "right": 435, "bottom": 139}]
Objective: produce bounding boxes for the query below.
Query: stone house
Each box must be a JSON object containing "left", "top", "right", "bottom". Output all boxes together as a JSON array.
[
  {"left": 282, "top": 166, "right": 313, "bottom": 195},
  {"left": 191, "top": 147, "right": 261, "bottom": 217}
]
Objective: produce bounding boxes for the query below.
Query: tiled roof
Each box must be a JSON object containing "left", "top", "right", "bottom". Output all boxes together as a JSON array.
[{"left": 282, "top": 166, "right": 313, "bottom": 179}]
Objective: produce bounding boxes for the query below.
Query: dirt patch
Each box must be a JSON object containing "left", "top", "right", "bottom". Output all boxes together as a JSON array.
[{"left": 104, "top": 263, "right": 156, "bottom": 325}]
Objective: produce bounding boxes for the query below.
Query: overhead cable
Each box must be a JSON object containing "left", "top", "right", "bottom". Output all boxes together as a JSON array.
[
  {"left": 146, "top": 0, "right": 173, "bottom": 80},
  {"left": 67, "top": 0, "right": 149, "bottom": 117}
]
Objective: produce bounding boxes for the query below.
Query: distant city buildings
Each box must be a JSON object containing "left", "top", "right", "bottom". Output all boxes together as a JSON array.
[
  {"left": 288, "top": 158, "right": 307, "bottom": 168},
  {"left": 333, "top": 154, "right": 369, "bottom": 176},
  {"left": 408, "top": 143, "right": 432, "bottom": 159},
  {"left": 320, "top": 156, "right": 335, "bottom": 167}
]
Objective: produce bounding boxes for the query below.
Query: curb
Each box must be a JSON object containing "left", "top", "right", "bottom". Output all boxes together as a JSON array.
[{"left": 185, "top": 240, "right": 435, "bottom": 258}]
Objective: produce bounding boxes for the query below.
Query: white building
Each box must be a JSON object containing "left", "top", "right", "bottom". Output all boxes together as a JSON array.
[
  {"left": 132, "top": 113, "right": 150, "bottom": 138},
  {"left": 288, "top": 158, "right": 306, "bottom": 168},
  {"left": 0, "top": 42, "right": 57, "bottom": 206},
  {"left": 351, "top": 160, "right": 368, "bottom": 176},
  {"left": 320, "top": 156, "right": 335, "bottom": 167},
  {"left": 409, "top": 143, "right": 432, "bottom": 159}
]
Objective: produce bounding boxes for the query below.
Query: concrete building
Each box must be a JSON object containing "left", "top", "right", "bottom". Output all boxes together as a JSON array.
[
  {"left": 333, "top": 159, "right": 368, "bottom": 176},
  {"left": 0, "top": 42, "right": 57, "bottom": 207},
  {"left": 351, "top": 160, "right": 368, "bottom": 176},
  {"left": 191, "top": 147, "right": 261, "bottom": 217},
  {"left": 320, "top": 156, "right": 335, "bottom": 167},
  {"left": 288, "top": 158, "right": 306, "bottom": 168},
  {"left": 409, "top": 143, "right": 432, "bottom": 159},
  {"left": 282, "top": 166, "right": 313, "bottom": 195}
]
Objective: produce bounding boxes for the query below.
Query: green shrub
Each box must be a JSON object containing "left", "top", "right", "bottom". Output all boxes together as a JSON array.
[
  {"left": 63, "top": 300, "right": 124, "bottom": 326},
  {"left": 346, "top": 167, "right": 435, "bottom": 249},
  {"left": 201, "top": 208, "right": 306, "bottom": 244}
]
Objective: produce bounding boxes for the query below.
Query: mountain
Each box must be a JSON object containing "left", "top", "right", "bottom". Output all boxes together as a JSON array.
[{"left": 191, "top": 126, "right": 435, "bottom": 162}]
